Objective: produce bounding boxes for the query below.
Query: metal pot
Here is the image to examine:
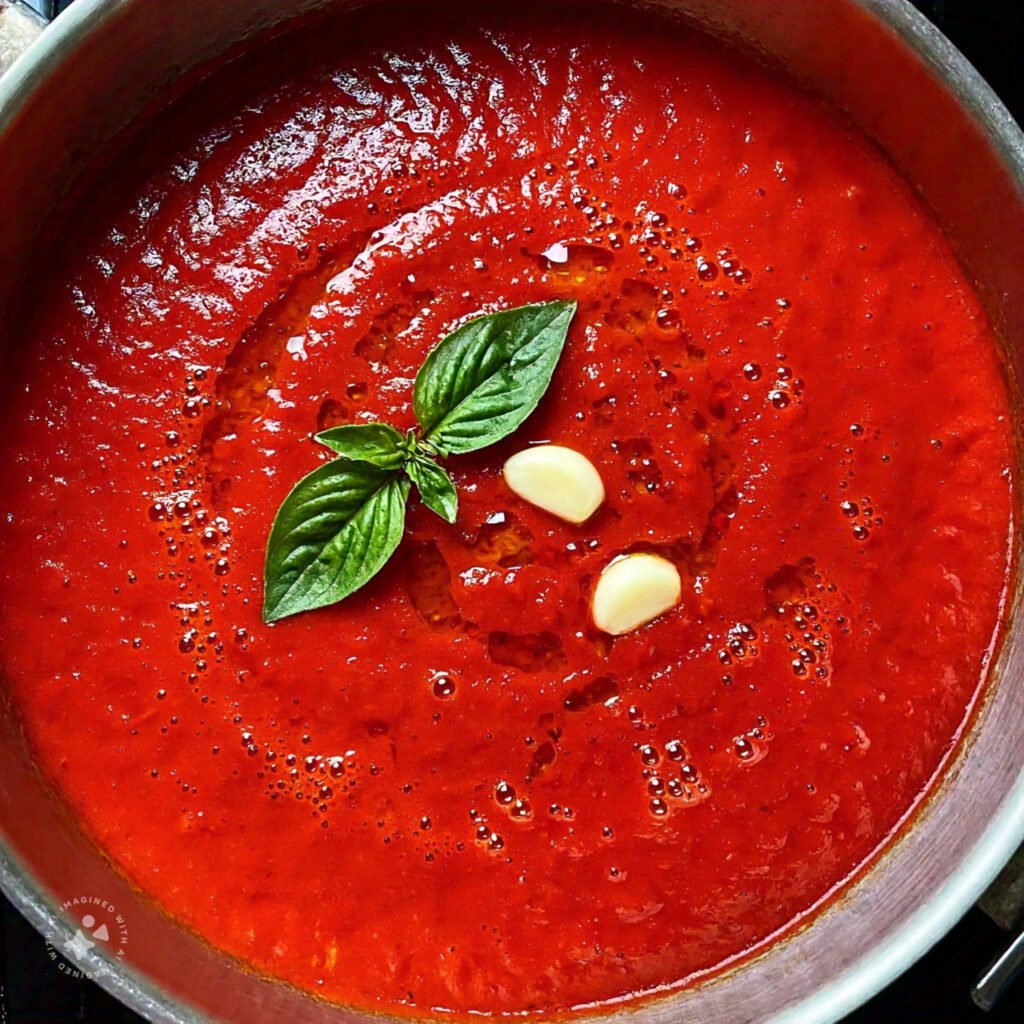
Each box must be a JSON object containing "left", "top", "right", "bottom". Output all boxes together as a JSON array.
[{"left": 0, "top": 1, "right": 1022, "bottom": 1021}]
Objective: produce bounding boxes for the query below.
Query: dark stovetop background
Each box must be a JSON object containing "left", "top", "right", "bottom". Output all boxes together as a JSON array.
[{"left": 2, "top": 0, "right": 1023, "bottom": 1021}]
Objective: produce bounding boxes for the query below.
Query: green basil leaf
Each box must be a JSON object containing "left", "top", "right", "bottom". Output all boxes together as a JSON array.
[
  {"left": 263, "top": 460, "right": 410, "bottom": 623},
  {"left": 407, "top": 456, "right": 458, "bottom": 523},
  {"left": 315, "top": 422, "right": 406, "bottom": 470},
  {"left": 414, "top": 299, "right": 576, "bottom": 454}
]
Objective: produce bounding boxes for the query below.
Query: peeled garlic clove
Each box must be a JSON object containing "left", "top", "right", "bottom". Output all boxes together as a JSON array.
[
  {"left": 592, "top": 553, "right": 681, "bottom": 635},
  {"left": 502, "top": 445, "right": 604, "bottom": 524}
]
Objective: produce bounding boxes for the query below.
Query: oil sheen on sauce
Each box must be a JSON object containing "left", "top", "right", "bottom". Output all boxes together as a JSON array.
[{"left": 0, "top": 3, "right": 1013, "bottom": 1017}]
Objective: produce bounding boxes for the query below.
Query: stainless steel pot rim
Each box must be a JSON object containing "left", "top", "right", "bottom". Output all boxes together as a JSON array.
[{"left": 1, "top": 1, "right": 1023, "bottom": 1022}]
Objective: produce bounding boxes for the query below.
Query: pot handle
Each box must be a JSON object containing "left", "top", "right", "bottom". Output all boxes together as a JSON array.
[
  {"left": 974, "top": 845, "right": 1024, "bottom": 1008},
  {"left": 973, "top": 928, "right": 1024, "bottom": 1011},
  {"left": 7, "top": 0, "right": 73, "bottom": 20},
  {"left": 0, "top": 0, "right": 74, "bottom": 76}
]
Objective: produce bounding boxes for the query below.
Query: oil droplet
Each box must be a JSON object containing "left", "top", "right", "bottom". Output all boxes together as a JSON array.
[
  {"left": 735, "top": 737, "right": 755, "bottom": 760},
  {"left": 697, "top": 258, "right": 719, "bottom": 282},
  {"left": 407, "top": 541, "right": 461, "bottom": 629},
  {"left": 488, "top": 631, "right": 566, "bottom": 673},
  {"left": 656, "top": 308, "right": 681, "bottom": 331},
  {"left": 495, "top": 780, "right": 516, "bottom": 805},
  {"left": 543, "top": 243, "right": 614, "bottom": 282},
  {"left": 605, "top": 277, "right": 659, "bottom": 333},
  {"left": 431, "top": 673, "right": 456, "bottom": 700},
  {"left": 563, "top": 674, "right": 619, "bottom": 712},
  {"left": 510, "top": 799, "right": 532, "bottom": 820},
  {"left": 638, "top": 744, "right": 660, "bottom": 766},
  {"left": 527, "top": 740, "right": 557, "bottom": 780},
  {"left": 473, "top": 512, "right": 534, "bottom": 568}
]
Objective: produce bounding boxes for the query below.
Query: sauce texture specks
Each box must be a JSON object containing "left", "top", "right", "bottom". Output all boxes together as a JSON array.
[{"left": 0, "top": 4, "right": 1012, "bottom": 1016}]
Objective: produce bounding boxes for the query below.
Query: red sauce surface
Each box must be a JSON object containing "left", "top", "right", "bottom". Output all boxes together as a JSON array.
[{"left": 0, "top": 3, "right": 1013, "bottom": 1016}]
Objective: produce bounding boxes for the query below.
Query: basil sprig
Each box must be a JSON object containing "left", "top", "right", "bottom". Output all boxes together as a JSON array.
[{"left": 263, "top": 299, "right": 576, "bottom": 622}]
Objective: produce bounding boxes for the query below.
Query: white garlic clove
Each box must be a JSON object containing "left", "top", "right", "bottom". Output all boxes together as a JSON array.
[
  {"left": 591, "top": 553, "right": 681, "bottom": 635},
  {"left": 502, "top": 445, "right": 605, "bottom": 524}
]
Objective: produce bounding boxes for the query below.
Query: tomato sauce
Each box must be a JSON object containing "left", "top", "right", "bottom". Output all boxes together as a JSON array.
[{"left": 0, "top": 3, "right": 1013, "bottom": 1016}]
